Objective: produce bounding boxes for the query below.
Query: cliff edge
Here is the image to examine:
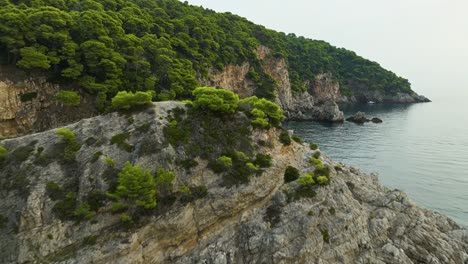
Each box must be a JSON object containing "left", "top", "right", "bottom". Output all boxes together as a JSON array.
[{"left": 0, "top": 102, "right": 465, "bottom": 264}]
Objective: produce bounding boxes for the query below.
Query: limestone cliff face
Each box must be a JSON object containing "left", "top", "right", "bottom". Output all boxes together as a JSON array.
[
  {"left": 0, "top": 66, "right": 98, "bottom": 138},
  {"left": 204, "top": 46, "right": 345, "bottom": 123},
  {"left": 0, "top": 102, "right": 466, "bottom": 264}
]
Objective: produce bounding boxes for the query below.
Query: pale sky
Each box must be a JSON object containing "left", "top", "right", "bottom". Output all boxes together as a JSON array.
[{"left": 185, "top": 0, "right": 468, "bottom": 101}]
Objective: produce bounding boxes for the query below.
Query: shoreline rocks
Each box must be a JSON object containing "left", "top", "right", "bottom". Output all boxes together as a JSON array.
[{"left": 346, "top": 112, "right": 383, "bottom": 124}]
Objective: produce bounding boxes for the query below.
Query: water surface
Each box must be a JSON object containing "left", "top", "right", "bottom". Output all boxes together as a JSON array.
[{"left": 286, "top": 101, "right": 468, "bottom": 226}]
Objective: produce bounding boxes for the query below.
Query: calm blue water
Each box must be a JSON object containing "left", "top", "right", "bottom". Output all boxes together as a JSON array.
[{"left": 285, "top": 101, "right": 468, "bottom": 226}]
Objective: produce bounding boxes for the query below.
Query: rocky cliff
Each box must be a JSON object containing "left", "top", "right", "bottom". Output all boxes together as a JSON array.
[
  {"left": 0, "top": 66, "right": 98, "bottom": 138},
  {"left": 0, "top": 102, "right": 465, "bottom": 264}
]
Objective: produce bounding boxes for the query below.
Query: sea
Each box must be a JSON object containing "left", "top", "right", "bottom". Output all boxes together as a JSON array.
[{"left": 285, "top": 100, "right": 468, "bottom": 226}]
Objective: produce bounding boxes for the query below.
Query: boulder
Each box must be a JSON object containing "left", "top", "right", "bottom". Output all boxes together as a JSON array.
[
  {"left": 371, "top": 117, "right": 383, "bottom": 123},
  {"left": 346, "top": 111, "right": 370, "bottom": 123}
]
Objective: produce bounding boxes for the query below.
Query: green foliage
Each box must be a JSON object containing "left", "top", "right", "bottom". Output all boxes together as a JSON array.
[
  {"left": 192, "top": 87, "right": 239, "bottom": 114},
  {"left": 313, "top": 151, "right": 321, "bottom": 159},
  {"left": 279, "top": 131, "right": 291, "bottom": 145},
  {"left": 55, "top": 90, "right": 81, "bottom": 106},
  {"left": 310, "top": 143, "right": 318, "bottom": 150},
  {"left": 298, "top": 173, "right": 315, "bottom": 187},
  {"left": 308, "top": 210, "right": 315, "bottom": 216},
  {"left": 292, "top": 135, "right": 302, "bottom": 143},
  {"left": 253, "top": 154, "right": 272, "bottom": 168},
  {"left": 83, "top": 235, "right": 97, "bottom": 246},
  {"left": 0, "top": 0, "right": 412, "bottom": 110},
  {"left": 316, "top": 176, "right": 329, "bottom": 185},
  {"left": 155, "top": 168, "right": 175, "bottom": 194},
  {"left": 46, "top": 181, "right": 64, "bottom": 201},
  {"left": 12, "top": 145, "right": 35, "bottom": 162},
  {"left": 104, "top": 156, "right": 115, "bottom": 167},
  {"left": 120, "top": 213, "right": 134, "bottom": 227},
  {"left": 53, "top": 192, "right": 78, "bottom": 220},
  {"left": 108, "top": 161, "right": 156, "bottom": 209},
  {"left": 320, "top": 228, "right": 330, "bottom": 243},
  {"left": 74, "top": 202, "right": 96, "bottom": 220},
  {"left": 16, "top": 47, "right": 50, "bottom": 70},
  {"left": 239, "top": 96, "right": 284, "bottom": 128},
  {"left": 0, "top": 145, "right": 8, "bottom": 160},
  {"left": 110, "top": 132, "right": 133, "bottom": 152},
  {"left": 56, "top": 128, "right": 81, "bottom": 162},
  {"left": 111, "top": 91, "right": 153, "bottom": 110},
  {"left": 284, "top": 166, "right": 300, "bottom": 183},
  {"left": 334, "top": 165, "right": 343, "bottom": 172}
]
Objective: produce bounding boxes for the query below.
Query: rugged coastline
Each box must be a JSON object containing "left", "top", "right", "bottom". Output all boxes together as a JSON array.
[{"left": 0, "top": 102, "right": 465, "bottom": 264}]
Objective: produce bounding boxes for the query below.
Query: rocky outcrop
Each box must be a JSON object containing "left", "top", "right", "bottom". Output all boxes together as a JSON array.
[
  {"left": 346, "top": 112, "right": 371, "bottom": 124},
  {"left": 205, "top": 47, "right": 344, "bottom": 123},
  {"left": 0, "top": 102, "right": 466, "bottom": 264},
  {"left": 371, "top": 117, "right": 383, "bottom": 123},
  {"left": 0, "top": 66, "right": 98, "bottom": 138}
]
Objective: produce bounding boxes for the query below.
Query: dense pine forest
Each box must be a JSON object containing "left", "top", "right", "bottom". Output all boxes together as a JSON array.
[{"left": 0, "top": 0, "right": 412, "bottom": 106}]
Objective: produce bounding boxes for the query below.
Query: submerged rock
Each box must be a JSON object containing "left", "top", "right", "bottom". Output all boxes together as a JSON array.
[
  {"left": 346, "top": 111, "right": 370, "bottom": 123},
  {"left": 371, "top": 117, "right": 383, "bottom": 123}
]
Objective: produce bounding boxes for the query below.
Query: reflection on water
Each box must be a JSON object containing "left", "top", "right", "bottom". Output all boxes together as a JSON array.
[{"left": 285, "top": 102, "right": 468, "bottom": 226}]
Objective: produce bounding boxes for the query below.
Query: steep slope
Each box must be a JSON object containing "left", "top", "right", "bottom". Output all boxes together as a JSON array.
[{"left": 0, "top": 102, "right": 465, "bottom": 264}]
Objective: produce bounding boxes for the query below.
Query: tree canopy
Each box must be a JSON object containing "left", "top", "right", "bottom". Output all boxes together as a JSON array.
[{"left": 0, "top": 0, "right": 412, "bottom": 107}]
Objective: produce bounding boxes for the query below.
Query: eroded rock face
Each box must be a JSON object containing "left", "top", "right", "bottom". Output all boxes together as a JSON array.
[
  {"left": 0, "top": 102, "right": 465, "bottom": 264},
  {"left": 0, "top": 66, "right": 98, "bottom": 138},
  {"left": 206, "top": 46, "right": 344, "bottom": 123}
]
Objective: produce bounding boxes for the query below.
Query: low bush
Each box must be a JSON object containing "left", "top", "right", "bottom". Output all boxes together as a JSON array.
[
  {"left": 111, "top": 91, "right": 153, "bottom": 110},
  {"left": 292, "top": 135, "right": 302, "bottom": 143},
  {"left": 12, "top": 144, "right": 35, "bottom": 162},
  {"left": 317, "top": 175, "right": 329, "bottom": 185},
  {"left": 53, "top": 192, "right": 78, "bottom": 220},
  {"left": 74, "top": 202, "right": 96, "bottom": 220},
  {"left": 20, "top": 92, "right": 38, "bottom": 102},
  {"left": 254, "top": 154, "right": 272, "bottom": 168},
  {"left": 56, "top": 128, "right": 81, "bottom": 162},
  {"left": 284, "top": 166, "right": 300, "bottom": 183},
  {"left": 298, "top": 173, "right": 315, "bottom": 187},
  {"left": 55, "top": 90, "right": 80, "bottom": 106},
  {"left": 0, "top": 146, "right": 8, "bottom": 160},
  {"left": 310, "top": 143, "right": 318, "bottom": 150},
  {"left": 91, "top": 151, "right": 103, "bottom": 163},
  {"left": 238, "top": 96, "right": 284, "bottom": 128},
  {"left": 320, "top": 228, "right": 330, "bottom": 243},
  {"left": 279, "top": 131, "right": 291, "bottom": 145},
  {"left": 192, "top": 87, "right": 239, "bottom": 114},
  {"left": 46, "top": 181, "right": 64, "bottom": 201}
]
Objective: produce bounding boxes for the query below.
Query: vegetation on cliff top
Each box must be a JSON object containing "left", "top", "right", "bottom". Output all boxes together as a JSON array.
[{"left": 0, "top": 0, "right": 411, "bottom": 109}]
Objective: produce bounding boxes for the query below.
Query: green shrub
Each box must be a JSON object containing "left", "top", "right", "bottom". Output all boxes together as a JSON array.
[
  {"left": 74, "top": 202, "right": 96, "bottom": 220},
  {"left": 284, "top": 166, "right": 300, "bottom": 183},
  {"left": 46, "top": 181, "right": 64, "bottom": 201},
  {"left": 254, "top": 154, "right": 272, "bottom": 168},
  {"left": 55, "top": 90, "right": 80, "bottom": 106},
  {"left": 310, "top": 157, "right": 322, "bottom": 166},
  {"left": 314, "top": 164, "right": 330, "bottom": 177},
  {"left": 279, "top": 131, "right": 291, "bottom": 145},
  {"left": 310, "top": 143, "right": 318, "bottom": 150},
  {"left": 111, "top": 202, "right": 127, "bottom": 213},
  {"left": 238, "top": 96, "right": 284, "bottom": 127},
  {"left": 191, "top": 185, "right": 208, "bottom": 199},
  {"left": 298, "top": 173, "right": 315, "bottom": 187},
  {"left": 192, "top": 87, "right": 239, "bottom": 114},
  {"left": 317, "top": 176, "right": 329, "bottom": 185},
  {"left": 328, "top": 207, "right": 336, "bottom": 215},
  {"left": 334, "top": 165, "right": 343, "bottom": 171},
  {"left": 155, "top": 168, "right": 176, "bottom": 194},
  {"left": 53, "top": 192, "right": 78, "bottom": 220},
  {"left": 313, "top": 151, "right": 321, "bottom": 159},
  {"left": 107, "top": 162, "right": 156, "bottom": 209},
  {"left": 111, "top": 91, "right": 153, "bottom": 110},
  {"left": 120, "top": 213, "right": 134, "bottom": 227},
  {"left": 166, "top": 120, "right": 190, "bottom": 146},
  {"left": 56, "top": 128, "right": 81, "bottom": 162},
  {"left": 104, "top": 156, "right": 115, "bottom": 167},
  {"left": 86, "top": 191, "right": 106, "bottom": 211},
  {"left": 210, "top": 155, "right": 233, "bottom": 173},
  {"left": 320, "top": 228, "right": 330, "bottom": 243},
  {"left": 0, "top": 146, "right": 8, "bottom": 160},
  {"left": 292, "top": 135, "right": 302, "bottom": 143},
  {"left": 110, "top": 132, "right": 133, "bottom": 152},
  {"left": 308, "top": 210, "right": 315, "bottom": 216}
]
